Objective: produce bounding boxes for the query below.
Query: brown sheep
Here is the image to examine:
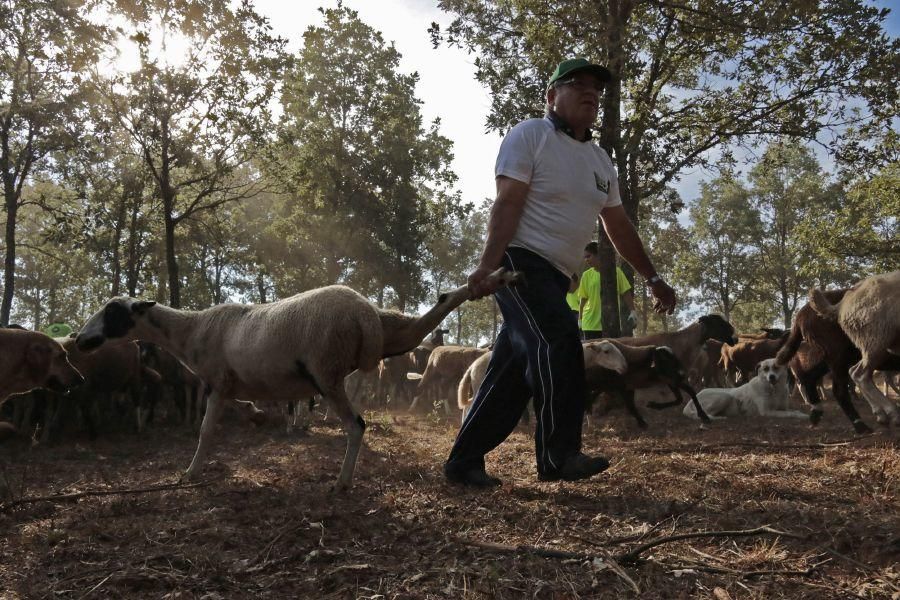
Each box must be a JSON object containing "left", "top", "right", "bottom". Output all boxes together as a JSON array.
[
  {"left": 775, "top": 289, "right": 889, "bottom": 433},
  {"left": 0, "top": 329, "right": 82, "bottom": 404},
  {"left": 720, "top": 332, "right": 789, "bottom": 386},
  {"left": 809, "top": 271, "right": 900, "bottom": 426},
  {"left": 408, "top": 346, "right": 489, "bottom": 414}
]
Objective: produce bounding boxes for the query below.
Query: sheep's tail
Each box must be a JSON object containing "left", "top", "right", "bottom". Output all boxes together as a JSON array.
[
  {"left": 775, "top": 319, "right": 803, "bottom": 367},
  {"left": 808, "top": 287, "right": 839, "bottom": 321},
  {"left": 457, "top": 364, "right": 474, "bottom": 410}
]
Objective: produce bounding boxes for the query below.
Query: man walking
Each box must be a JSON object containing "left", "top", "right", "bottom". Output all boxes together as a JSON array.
[{"left": 444, "top": 58, "right": 676, "bottom": 487}]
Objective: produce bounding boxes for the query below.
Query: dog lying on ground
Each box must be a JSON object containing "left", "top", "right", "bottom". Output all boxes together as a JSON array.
[{"left": 684, "top": 358, "right": 807, "bottom": 420}]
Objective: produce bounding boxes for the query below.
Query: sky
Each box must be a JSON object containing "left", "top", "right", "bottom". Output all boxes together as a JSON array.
[
  {"left": 249, "top": 0, "right": 900, "bottom": 212},
  {"left": 253, "top": 0, "right": 501, "bottom": 207}
]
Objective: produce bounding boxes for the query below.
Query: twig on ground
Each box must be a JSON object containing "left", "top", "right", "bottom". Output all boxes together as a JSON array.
[
  {"left": 0, "top": 478, "right": 220, "bottom": 512},
  {"left": 76, "top": 571, "right": 115, "bottom": 600},
  {"left": 616, "top": 525, "right": 802, "bottom": 565},
  {"left": 453, "top": 537, "right": 640, "bottom": 593},
  {"left": 663, "top": 560, "right": 820, "bottom": 579},
  {"left": 639, "top": 435, "right": 876, "bottom": 454}
]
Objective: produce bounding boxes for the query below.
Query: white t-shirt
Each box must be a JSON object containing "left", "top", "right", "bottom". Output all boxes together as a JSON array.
[{"left": 495, "top": 117, "right": 622, "bottom": 276}]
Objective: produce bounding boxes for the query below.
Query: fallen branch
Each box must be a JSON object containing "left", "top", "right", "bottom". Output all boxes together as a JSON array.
[
  {"left": 0, "top": 478, "right": 220, "bottom": 512},
  {"left": 617, "top": 525, "right": 803, "bottom": 565},
  {"left": 453, "top": 537, "right": 640, "bottom": 593},
  {"left": 663, "top": 560, "right": 821, "bottom": 579},
  {"left": 639, "top": 435, "right": 876, "bottom": 454}
]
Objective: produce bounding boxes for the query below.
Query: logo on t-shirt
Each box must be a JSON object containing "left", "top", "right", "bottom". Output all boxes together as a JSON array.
[{"left": 594, "top": 172, "right": 609, "bottom": 193}]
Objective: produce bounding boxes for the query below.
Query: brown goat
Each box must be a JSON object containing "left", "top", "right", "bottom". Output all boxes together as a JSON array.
[
  {"left": 775, "top": 289, "right": 895, "bottom": 433},
  {"left": 809, "top": 271, "right": 900, "bottom": 425},
  {"left": 721, "top": 333, "right": 789, "bottom": 386},
  {"left": 0, "top": 329, "right": 82, "bottom": 404}
]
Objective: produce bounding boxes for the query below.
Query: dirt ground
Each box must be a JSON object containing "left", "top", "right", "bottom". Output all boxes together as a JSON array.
[{"left": 1, "top": 399, "right": 898, "bottom": 599}]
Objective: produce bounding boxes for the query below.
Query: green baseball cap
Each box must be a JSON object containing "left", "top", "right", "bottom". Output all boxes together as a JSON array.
[{"left": 548, "top": 58, "right": 611, "bottom": 89}]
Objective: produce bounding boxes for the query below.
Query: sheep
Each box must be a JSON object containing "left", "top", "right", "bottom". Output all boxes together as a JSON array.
[
  {"left": 775, "top": 288, "right": 878, "bottom": 433},
  {"left": 410, "top": 328, "right": 449, "bottom": 374},
  {"left": 54, "top": 337, "right": 161, "bottom": 438},
  {"left": 140, "top": 343, "right": 205, "bottom": 428},
  {"left": 720, "top": 331, "right": 789, "bottom": 386},
  {"left": 584, "top": 340, "right": 710, "bottom": 428},
  {"left": 408, "top": 345, "right": 489, "bottom": 414},
  {"left": 689, "top": 339, "right": 727, "bottom": 390},
  {"left": 457, "top": 340, "right": 629, "bottom": 424},
  {"left": 616, "top": 314, "right": 737, "bottom": 385},
  {"left": 457, "top": 350, "right": 492, "bottom": 419},
  {"left": 74, "top": 269, "right": 518, "bottom": 491},
  {"left": 377, "top": 353, "right": 417, "bottom": 408},
  {"left": 0, "top": 328, "right": 82, "bottom": 404},
  {"left": 809, "top": 271, "right": 900, "bottom": 426},
  {"left": 737, "top": 328, "right": 787, "bottom": 342}
]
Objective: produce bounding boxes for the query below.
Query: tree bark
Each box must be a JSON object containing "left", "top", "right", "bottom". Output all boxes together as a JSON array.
[{"left": 1, "top": 196, "right": 17, "bottom": 326}]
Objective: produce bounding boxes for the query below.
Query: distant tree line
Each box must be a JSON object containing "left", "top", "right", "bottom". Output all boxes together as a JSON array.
[{"left": 1, "top": 0, "right": 897, "bottom": 346}]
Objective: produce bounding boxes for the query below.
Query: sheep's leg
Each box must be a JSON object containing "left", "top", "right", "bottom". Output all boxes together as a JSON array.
[
  {"left": 284, "top": 400, "right": 295, "bottom": 434},
  {"left": 182, "top": 390, "right": 225, "bottom": 482},
  {"left": 850, "top": 356, "right": 897, "bottom": 426},
  {"left": 830, "top": 368, "right": 871, "bottom": 434},
  {"left": 677, "top": 383, "right": 710, "bottom": 423},
  {"left": 322, "top": 385, "right": 365, "bottom": 492},
  {"left": 621, "top": 390, "right": 648, "bottom": 429}
]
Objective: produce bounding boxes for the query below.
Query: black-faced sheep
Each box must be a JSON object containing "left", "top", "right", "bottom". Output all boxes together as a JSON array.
[
  {"left": 74, "top": 270, "right": 518, "bottom": 491},
  {"left": 616, "top": 314, "right": 737, "bottom": 386}
]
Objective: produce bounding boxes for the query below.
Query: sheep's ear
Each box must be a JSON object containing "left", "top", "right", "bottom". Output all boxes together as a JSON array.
[{"left": 132, "top": 300, "right": 156, "bottom": 315}]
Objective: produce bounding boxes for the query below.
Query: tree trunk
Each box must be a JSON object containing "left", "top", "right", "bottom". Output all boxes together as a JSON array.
[
  {"left": 163, "top": 195, "right": 180, "bottom": 308},
  {"left": 256, "top": 270, "right": 268, "bottom": 303},
  {"left": 1, "top": 196, "right": 17, "bottom": 326},
  {"left": 597, "top": 0, "right": 633, "bottom": 339},
  {"left": 110, "top": 193, "right": 128, "bottom": 297},
  {"left": 126, "top": 195, "right": 141, "bottom": 297}
]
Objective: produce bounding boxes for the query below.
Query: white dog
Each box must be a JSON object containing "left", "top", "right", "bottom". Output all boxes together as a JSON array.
[{"left": 684, "top": 358, "right": 807, "bottom": 420}]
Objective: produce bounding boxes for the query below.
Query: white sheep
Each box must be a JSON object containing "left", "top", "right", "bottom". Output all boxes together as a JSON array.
[
  {"left": 75, "top": 270, "right": 518, "bottom": 490},
  {"left": 457, "top": 340, "right": 629, "bottom": 424},
  {"left": 809, "top": 270, "right": 900, "bottom": 426}
]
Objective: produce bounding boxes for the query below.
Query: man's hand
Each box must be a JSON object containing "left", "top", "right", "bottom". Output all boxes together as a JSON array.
[
  {"left": 649, "top": 279, "right": 677, "bottom": 315},
  {"left": 467, "top": 265, "right": 503, "bottom": 300}
]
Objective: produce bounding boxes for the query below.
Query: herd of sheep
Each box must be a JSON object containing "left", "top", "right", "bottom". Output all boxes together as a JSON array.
[{"left": 0, "top": 268, "right": 897, "bottom": 490}]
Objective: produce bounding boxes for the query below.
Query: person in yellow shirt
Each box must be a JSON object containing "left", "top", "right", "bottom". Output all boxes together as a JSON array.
[{"left": 578, "top": 242, "right": 637, "bottom": 340}]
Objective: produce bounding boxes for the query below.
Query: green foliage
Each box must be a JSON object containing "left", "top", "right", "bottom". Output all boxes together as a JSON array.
[
  {"left": 94, "top": 0, "right": 287, "bottom": 306},
  {"left": 0, "top": 0, "right": 115, "bottom": 323},
  {"left": 270, "top": 5, "right": 465, "bottom": 310},
  {"left": 677, "top": 171, "right": 761, "bottom": 322},
  {"left": 433, "top": 0, "right": 899, "bottom": 204},
  {"left": 796, "top": 159, "right": 900, "bottom": 277}
]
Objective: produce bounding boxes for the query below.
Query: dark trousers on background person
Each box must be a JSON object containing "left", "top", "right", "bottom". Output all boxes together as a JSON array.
[
  {"left": 582, "top": 330, "right": 605, "bottom": 340},
  {"left": 445, "top": 247, "right": 586, "bottom": 478}
]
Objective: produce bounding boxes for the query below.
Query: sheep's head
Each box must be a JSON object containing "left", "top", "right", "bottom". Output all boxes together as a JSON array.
[
  {"left": 583, "top": 340, "right": 627, "bottom": 375},
  {"left": 75, "top": 297, "right": 156, "bottom": 352},
  {"left": 650, "top": 346, "right": 684, "bottom": 381},
  {"left": 699, "top": 314, "right": 737, "bottom": 346}
]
